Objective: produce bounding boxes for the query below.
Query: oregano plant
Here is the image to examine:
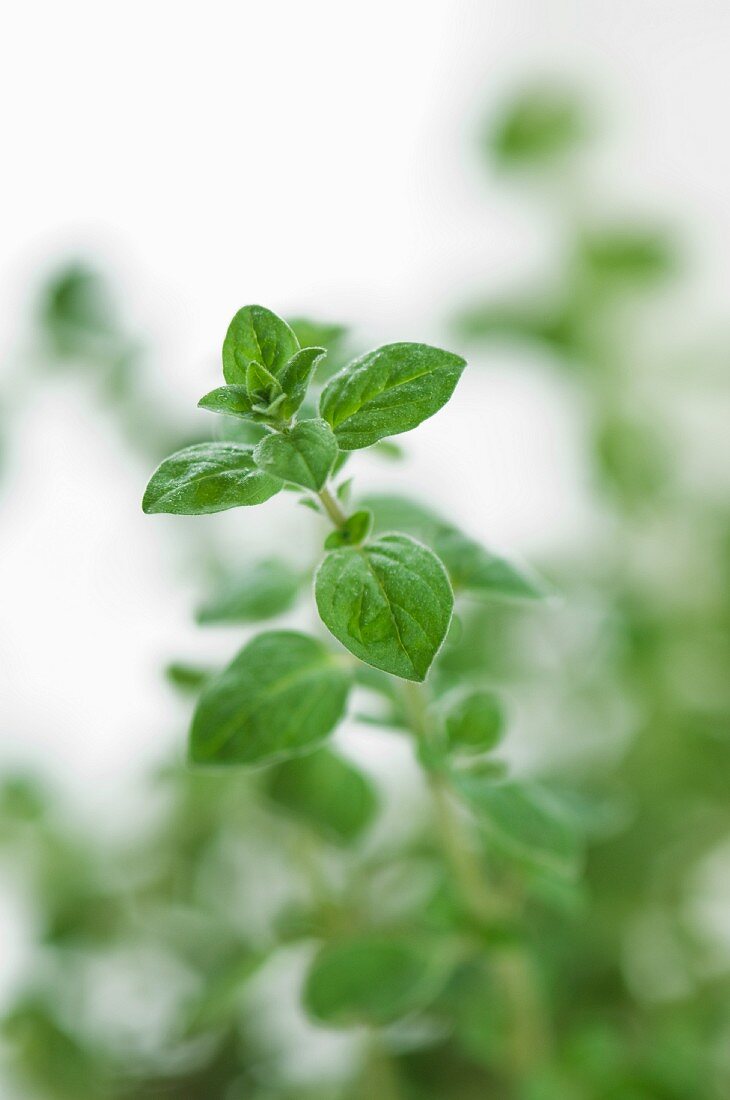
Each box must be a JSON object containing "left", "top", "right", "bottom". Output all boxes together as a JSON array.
[{"left": 142, "top": 303, "right": 559, "bottom": 1091}]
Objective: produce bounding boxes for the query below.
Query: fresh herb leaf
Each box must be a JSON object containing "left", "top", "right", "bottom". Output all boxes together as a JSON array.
[
  {"left": 253, "top": 418, "right": 337, "bottom": 492},
  {"left": 320, "top": 343, "right": 466, "bottom": 449},
  {"left": 222, "top": 305, "right": 299, "bottom": 386},
  {"left": 315, "top": 533, "right": 453, "bottom": 681},
  {"left": 142, "top": 442, "right": 282, "bottom": 514},
  {"left": 323, "top": 509, "right": 373, "bottom": 549}
]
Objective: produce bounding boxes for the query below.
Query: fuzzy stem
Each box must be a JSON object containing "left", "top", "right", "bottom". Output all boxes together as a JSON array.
[{"left": 318, "top": 485, "right": 348, "bottom": 528}]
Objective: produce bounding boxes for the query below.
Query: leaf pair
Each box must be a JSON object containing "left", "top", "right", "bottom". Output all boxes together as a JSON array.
[
  {"left": 141, "top": 419, "right": 338, "bottom": 514},
  {"left": 209, "top": 306, "right": 467, "bottom": 449}
]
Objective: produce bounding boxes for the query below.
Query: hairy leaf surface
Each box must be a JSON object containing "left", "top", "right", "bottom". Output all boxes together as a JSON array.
[
  {"left": 253, "top": 419, "right": 337, "bottom": 491},
  {"left": 320, "top": 343, "right": 466, "bottom": 449},
  {"left": 315, "top": 533, "right": 453, "bottom": 681},
  {"left": 142, "top": 442, "right": 281, "bottom": 515},
  {"left": 222, "top": 305, "right": 299, "bottom": 386}
]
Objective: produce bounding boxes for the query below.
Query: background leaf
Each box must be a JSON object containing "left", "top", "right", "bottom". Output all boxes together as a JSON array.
[
  {"left": 364, "top": 493, "right": 545, "bottom": 600},
  {"left": 455, "top": 778, "right": 582, "bottom": 879},
  {"left": 189, "top": 631, "right": 351, "bottom": 767},
  {"left": 303, "top": 935, "right": 449, "bottom": 1027},
  {"left": 196, "top": 558, "right": 301, "bottom": 625},
  {"left": 265, "top": 748, "right": 377, "bottom": 845},
  {"left": 443, "top": 690, "right": 505, "bottom": 755}
]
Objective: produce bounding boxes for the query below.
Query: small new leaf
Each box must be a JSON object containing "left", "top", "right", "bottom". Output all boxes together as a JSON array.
[
  {"left": 198, "top": 385, "right": 255, "bottom": 420},
  {"left": 315, "top": 533, "right": 453, "bottom": 681},
  {"left": 320, "top": 342, "right": 466, "bottom": 449},
  {"left": 189, "top": 631, "right": 350, "bottom": 767},
  {"left": 277, "top": 346, "right": 326, "bottom": 418},
  {"left": 222, "top": 305, "right": 299, "bottom": 386},
  {"left": 246, "top": 359, "right": 281, "bottom": 403},
  {"left": 323, "top": 509, "right": 373, "bottom": 549},
  {"left": 253, "top": 419, "right": 338, "bottom": 492},
  {"left": 142, "top": 442, "right": 282, "bottom": 515}
]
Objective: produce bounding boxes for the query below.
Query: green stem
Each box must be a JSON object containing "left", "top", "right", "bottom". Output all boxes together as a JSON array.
[
  {"left": 401, "top": 681, "right": 549, "bottom": 1086},
  {"left": 318, "top": 485, "right": 347, "bottom": 528},
  {"left": 401, "top": 681, "right": 499, "bottom": 925},
  {"left": 317, "top": 481, "right": 548, "bottom": 1083},
  {"left": 360, "top": 1031, "right": 403, "bottom": 1100}
]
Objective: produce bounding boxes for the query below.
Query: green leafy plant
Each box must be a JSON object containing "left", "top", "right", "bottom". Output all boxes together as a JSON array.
[{"left": 140, "top": 302, "right": 556, "bottom": 1094}]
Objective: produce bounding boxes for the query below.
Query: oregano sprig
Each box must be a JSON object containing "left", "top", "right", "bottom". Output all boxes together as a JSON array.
[{"left": 142, "top": 303, "right": 552, "bottom": 1060}]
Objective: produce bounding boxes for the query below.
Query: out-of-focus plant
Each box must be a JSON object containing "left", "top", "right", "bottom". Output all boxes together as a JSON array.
[
  {"left": 137, "top": 303, "right": 561, "bottom": 1097},
  {"left": 454, "top": 81, "right": 730, "bottom": 1099}
]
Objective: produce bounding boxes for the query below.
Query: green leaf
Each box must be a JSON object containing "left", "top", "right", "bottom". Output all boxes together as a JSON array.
[
  {"left": 319, "top": 343, "right": 466, "bottom": 450},
  {"left": 489, "top": 86, "right": 588, "bottom": 168},
  {"left": 246, "top": 359, "right": 281, "bottom": 404},
  {"left": 315, "top": 533, "right": 453, "bottom": 681},
  {"left": 142, "top": 442, "right": 282, "bottom": 515},
  {"left": 364, "top": 494, "right": 545, "bottom": 600},
  {"left": 580, "top": 227, "right": 675, "bottom": 286},
  {"left": 253, "top": 419, "right": 338, "bottom": 491},
  {"left": 164, "top": 661, "right": 213, "bottom": 694},
  {"left": 323, "top": 509, "right": 373, "bottom": 549},
  {"left": 455, "top": 778, "right": 582, "bottom": 878},
  {"left": 222, "top": 305, "right": 299, "bottom": 386},
  {"left": 303, "top": 935, "right": 448, "bottom": 1026},
  {"left": 265, "top": 748, "right": 377, "bottom": 845},
  {"left": 189, "top": 631, "right": 351, "bottom": 767},
  {"left": 288, "top": 317, "right": 347, "bottom": 355},
  {"left": 277, "top": 346, "right": 326, "bottom": 418},
  {"left": 198, "top": 385, "right": 255, "bottom": 420},
  {"left": 196, "top": 558, "right": 301, "bottom": 625},
  {"left": 443, "top": 690, "right": 505, "bottom": 754}
]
